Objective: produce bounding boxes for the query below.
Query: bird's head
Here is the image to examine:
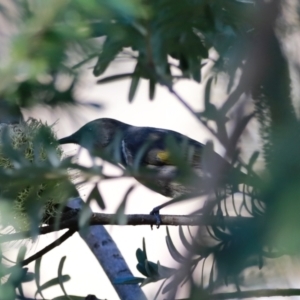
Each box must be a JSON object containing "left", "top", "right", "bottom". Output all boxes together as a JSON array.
[{"left": 58, "top": 118, "right": 128, "bottom": 155}]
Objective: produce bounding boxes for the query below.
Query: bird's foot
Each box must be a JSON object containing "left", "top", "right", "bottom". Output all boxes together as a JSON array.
[{"left": 150, "top": 207, "right": 162, "bottom": 228}]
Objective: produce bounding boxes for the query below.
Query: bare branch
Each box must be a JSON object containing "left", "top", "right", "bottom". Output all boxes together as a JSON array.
[
  {"left": 176, "top": 288, "right": 300, "bottom": 300},
  {"left": 0, "top": 214, "right": 259, "bottom": 243},
  {"left": 4, "top": 229, "right": 76, "bottom": 276}
]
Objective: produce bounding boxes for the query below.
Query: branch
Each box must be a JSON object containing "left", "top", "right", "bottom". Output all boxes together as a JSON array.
[
  {"left": 4, "top": 229, "right": 76, "bottom": 276},
  {"left": 67, "top": 197, "right": 147, "bottom": 300},
  {"left": 0, "top": 214, "right": 259, "bottom": 243},
  {"left": 21, "top": 229, "right": 76, "bottom": 267},
  {"left": 177, "top": 288, "right": 300, "bottom": 300}
]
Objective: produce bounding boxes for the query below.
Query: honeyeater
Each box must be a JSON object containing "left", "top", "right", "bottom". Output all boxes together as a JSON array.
[{"left": 58, "top": 118, "right": 253, "bottom": 201}]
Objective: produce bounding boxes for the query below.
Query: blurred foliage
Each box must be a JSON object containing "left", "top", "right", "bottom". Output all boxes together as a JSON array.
[
  {"left": 2, "top": 0, "right": 300, "bottom": 299},
  {"left": 0, "top": 0, "right": 256, "bottom": 107},
  {"left": 0, "top": 119, "right": 76, "bottom": 232}
]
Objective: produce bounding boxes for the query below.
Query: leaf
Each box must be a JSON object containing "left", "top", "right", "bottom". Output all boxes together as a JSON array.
[
  {"left": 136, "top": 238, "right": 148, "bottom": 276},
  {"left": 58, "top": 256, "right": 71, "bottom": 300},
  {"left": 113, "top": 185, "right": 135, "bottom": 225},
  {"left": 97, "top": 73, "right": 134, "bottom": 84},
  {"left": 142, "top": 237, "right": 147, "bottom": 260},
  {"left": 149, "top": 78, "right": 156, "bottom": 100},
  {"left": 136, "top": 263, "right": 149, "bottom": 277},
  {"left": 34, "top": 257, "right": 45, "bottom": 300},
  {"left": 157, "top": 261, "right": 176, "bottom": 278},
  {"left": 79, "top": 204, "right": 93, "bottom": 229},
  {"left": 165, "top": 227, "right": 185, "bottom": 263},
  {"left": 9, "top": 267, "right": 28, "bottom": 286},
  {"left": 178, "top": 226, "right": 194, "bottom": 252},
  {"left": 114, "top": 276, "right": 145, "bottom": 285},
  {"left": 208, "top": 258, "right": 215, "bottom": 292},
  {"left": 93, "top": 39, "right": 123, "bottom": 76},
  {"left": 248, "top": 151, "right": 260, "bottom": 169},
  {"left": 16, "top": 246, "right": 27, "bottom": 263},
  {"left": 153, "top": 278, "right": 168, "bottom": 300},
  {"left": 136, "top": 248, "right": 147, "bottom": 264},
  {"left": 144, "top": 260, "right": 158, "bottom": 278},
  {"left": 52, "top": 296, "right": 85, "bottom": 300},
  {"left": 211, "top": 225, "right": 230, "bottom": 242},
  {"left": 129, "top": 75, "right": 140, "bottom": 102},
  {"left": 21, "top": 271, "right": 34, "bottom": 283},
  {"left": 204, "top": 77, "right": 213, "bottom": 109},
  {"left": 35, "top": 275, "right": 70, "bottom": 297},
  {"left": 192, "top": 66, "right": 201, "bottom": 83},
  {"left": 87, "top": 184, "right": 105, "bottom": 210},
  {"left": 72, "top": 53, "right": 99, "bottom": 70}
]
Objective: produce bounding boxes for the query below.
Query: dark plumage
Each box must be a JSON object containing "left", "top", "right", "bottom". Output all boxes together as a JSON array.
[{"left": 59, "top": 118, "right": 248, "bottom": 198}]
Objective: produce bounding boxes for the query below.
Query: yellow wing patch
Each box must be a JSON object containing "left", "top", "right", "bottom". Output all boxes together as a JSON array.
[{"left": 156, "top": 150, "right": 171, "bottom": 163}]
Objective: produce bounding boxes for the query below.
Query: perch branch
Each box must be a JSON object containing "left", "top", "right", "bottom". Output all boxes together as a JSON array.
[{"left": 0, "top": 214, "right": 259, "bottom": 243}]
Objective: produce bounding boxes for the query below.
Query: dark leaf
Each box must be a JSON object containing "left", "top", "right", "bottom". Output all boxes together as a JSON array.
[
  {"left": 52, "top": 296, "right": 85, "bottom": 300},
  {"left": 35, "top": 275, "right": 70, "bottom": 297},
  {"left": 149, "top": 78, "right": 156, "bottom": 100},
  {"left": 93, "top": 39, "right": 124, "bottom": 76},
  {"left": 87, "top": 184, "right": 105, "bottom": 210},
  {"left": 58, "top": 256, "right": 71, "bottom": 299},
  {"left": 16, "top": 246, "right": 27, "bottom": 263},
  {"left": 165, "top": 227, "right": 185, "bottom": 263},
  {"left": 129, "top": 75, "right": 140, "bottom": 102},
  {"left": 34, "top": 257, "right": 45, "bottom": 300},
  {"left": 178, "top": 226, "right": 194, "bottom": 252},
  {"left": 97, "top": 73, "right": 134, "bottom": 84},
  {"left": 113, "top": 185, "right": 135, "bottom": 225},
  {"left": 114, "top": 276, "right": 145, "bottom": 285}
]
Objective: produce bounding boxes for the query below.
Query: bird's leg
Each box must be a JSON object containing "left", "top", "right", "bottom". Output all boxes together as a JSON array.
[{"left": 150, "top": 196, "right": 189, "bottom": 227}]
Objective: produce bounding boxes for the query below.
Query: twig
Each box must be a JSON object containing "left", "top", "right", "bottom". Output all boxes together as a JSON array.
[
  {"left": 0, "top": 214, "right": 259, "bottom": 243},
  {"left": 175, "top": 288, "right": 300, "bottom": 300},
  {"left": 21, "top": 229, "right": 76, "bottom": 267},
  {"left": 4, "top": 229, "right": 76, "bottom": 276}
]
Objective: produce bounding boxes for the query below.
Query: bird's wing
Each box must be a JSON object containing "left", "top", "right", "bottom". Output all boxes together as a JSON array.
[{"left": 122, "top": 126, "right": 204, "bottom": 168}]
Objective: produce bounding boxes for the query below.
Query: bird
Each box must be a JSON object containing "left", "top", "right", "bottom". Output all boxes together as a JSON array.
[{"left": 58, "top": 118, "right": 254, "bottom": 222}]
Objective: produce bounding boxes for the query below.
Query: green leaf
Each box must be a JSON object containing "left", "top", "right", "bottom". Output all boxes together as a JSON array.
[
  {"left": 8, "top": 267, "right": 28, "bottom": 286},
  {"left": 149, "top": 78, "right": 156, "bottom": 100},
  {"left": 205, "top": 77, "right": 213, "bottom": 109},
  {"left": 114, "top": 276, "right": 145, "bottom": 285},
  {"left": 136, "top": 263, "right": 149, "bottom": 277},
  {"left": 136, "top": 249, "right": 147, "bottom": 264},
  {"left": 157, "top": 261, "right": 175, "bottom": 278},
  {"left": 58, "top": 256, "right": 71, "bottom": 300},
  {"left": 144, "top": 260, "right": 158, "bottom": 278},
  {"left": 178, "top": 226, "right": 194, "bottom": 252},
  {"left": 34, "top": 257, "right": 45, "bottom": 300},
  {"left": 52, "top": 296, "right": 85, "bottom": 300},
  {"left": 142, "top": 237, "right": 147, "bottom": 260},
  {"left": 35, "top": 275, "right": 70, "bottom": 298},
  {"left": 93, "top": 39, "right": 123, "bottom": 76},
  {"left": 87, "top": 184, "right": 105, "bottom": 210},
  {"left": 129, "top": 75, "right": 140, "bottom": 102},
  {"left": 16, "top": 246, "right": 27, "bottom": 263},
  {"left": 79, "top": 204, "right": 93, "bottom": 229},
  {"left": 211, "top": 225, "right": 231, "bottom": 242},
  {"left": 165, "top": 227, "right": 185, "bottom": 263},
  {"left": 248, "top": 151, "right": 260, "bottom": 169},
  {"left": 97, "top": 73, "right": 134, "bottom": 84},
  {"left": 21, "top": 271, "right": 34, "bottom": 283},
  {"left": 113, "top": 185, "right": 135, "bottom": 225}
]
